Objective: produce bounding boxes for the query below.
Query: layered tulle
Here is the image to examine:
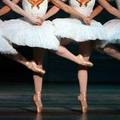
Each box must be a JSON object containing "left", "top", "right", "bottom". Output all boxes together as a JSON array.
[
  {"left": 52, "top": 18, "right": 107, "bottom": 42},
  {"left": 104, "top": 19, "right": 120, "bottom": 44},
  {"left": 0, "top": 30, "right": 17, "bottom": 54},
  {"left": 1, "top": 19, "right": 60, "bottom": 50}
]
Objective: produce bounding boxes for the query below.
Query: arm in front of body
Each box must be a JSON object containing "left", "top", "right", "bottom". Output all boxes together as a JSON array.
[
  {"left": 98, "top": 0, "right": 120, "bottom": 19},
  {"left": 42, "top": 5, "right": 60, "bottom": 20},
  {"left": 50, "top": 0, "right": 92, "bottom": 25},
  {"left": 2, "top": 0, "right": 42, "bottom": 25},
  {"left": 90, "top": 5, "right": 104, "bottom": 19},
  {"left": 0, "top": 0, "right": 19, "bottom": 16}
]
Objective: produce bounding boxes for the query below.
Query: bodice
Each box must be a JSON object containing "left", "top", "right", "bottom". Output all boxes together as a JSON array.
[
  {"left": 69, "top": 0, "right": 96, "bottom": 17},
  {"left": 22, "top": 0, "right": 48, "bottom": 17}
]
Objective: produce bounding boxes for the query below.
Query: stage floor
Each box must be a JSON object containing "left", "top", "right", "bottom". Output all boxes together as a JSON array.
[{"left": 0, "top": 83, "right": 120, "bottom": 120}]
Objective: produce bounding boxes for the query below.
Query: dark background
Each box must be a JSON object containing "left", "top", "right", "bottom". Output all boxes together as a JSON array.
[{"left": 0, "top": 0, "right": 120, "bottom": 84}]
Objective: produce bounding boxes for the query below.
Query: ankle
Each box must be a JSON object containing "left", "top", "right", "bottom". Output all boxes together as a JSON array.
[
  {"left": 81, "top": 92, "right": 87, "bottom": 97},
  {"left": 33, "top": 92, "right": 41, "bottom": 101},
  {"left": 34, "top": 92, "right": 41, "bottom": 96},
  {"left": 78, "top": 93, "right": 87, "bottom": 100}
]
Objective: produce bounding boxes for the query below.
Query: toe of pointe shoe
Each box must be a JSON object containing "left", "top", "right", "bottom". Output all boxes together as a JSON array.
[
  {"left": 81, "top": 106, "right": 88, "bottom": 114},
  {"left": 85, "top": 62, "right": 93, "bottom": 67},
  {"left": 37, "top": 68, "right": 46, "bottom": 75},
  {"left": 33, "top": 95, "right": 43, "bottom": 113},
  {"left": 81, "top": 62, "right": 93, "bottom": 67},
  {"left": 80, "top": 104, "right": 88, "bottom": 114},
  {"left": 36, "top": 107, "right": 43, "bottom": 113},
  {"left": 78, "top": 95, "right": 88, "bottom": 114}
]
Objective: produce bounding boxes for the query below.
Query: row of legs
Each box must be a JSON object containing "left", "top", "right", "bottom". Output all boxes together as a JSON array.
[
  {"left": 32, "top": 41, "right": 120, "bottom": 113},
  {"left": 4, "top": 45, "right": 93, "bottom": 75},
  {"left": 78, "top": 42, "right": 120, "bottom": 113},
  {"left": 2, "top": 44, "right": 92, "bottom": 113},
  {"left": 2, "top": 42, "right": 120, "bottom": 113},
  {"left": 32, "top": 41, "right": 92, "bottom": 113}
]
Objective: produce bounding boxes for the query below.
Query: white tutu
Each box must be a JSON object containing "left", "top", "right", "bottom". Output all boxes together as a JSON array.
[
  {"left": 104, "top": 19, "right": 120, "bottom": 44},
  {"left": 52, "top": 18, "right": 107, "bottom": 42},
  {"left": 1, "top": 19, "right": 60, "bottom": 50},
  {"left": 0, "top": 30, "right": 17, "bottom": 54}
]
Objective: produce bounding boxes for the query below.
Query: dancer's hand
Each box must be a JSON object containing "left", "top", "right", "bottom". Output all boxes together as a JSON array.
[
  {"left": 37, "top": 17, "right": 45, "bottom": 23},
  {"left": 29, "top": 16, "right": 43, "bottom": 25},
  {"left": 82, "top": 16, "right": 92, "bottom": 25}
]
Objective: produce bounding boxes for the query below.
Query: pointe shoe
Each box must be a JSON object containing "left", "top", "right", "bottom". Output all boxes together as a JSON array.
[
  {"left": 26, "top": 61, "right": 45, "bottom": 74},
  {"left": 78, "top": 93, "right": 88, "bottom": 113},
  {"left": 77, "top": 54, "right": 93, "bottom": 67},
  {"left": 33, "top": 93, "right": 43, "bottom": 113}
]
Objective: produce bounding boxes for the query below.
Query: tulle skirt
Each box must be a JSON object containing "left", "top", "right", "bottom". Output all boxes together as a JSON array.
[
  {"left": 104, "top": 19, "right": 120, "bottom": 44},
  {"left": 52, "top": 18, "right": 107, "bottom": 42},
  {"left": 1, "top": 19, "right": 60, "bottom": 50},
  {"left": 0, "top": 30, "right": 17, "bottom": 54}
]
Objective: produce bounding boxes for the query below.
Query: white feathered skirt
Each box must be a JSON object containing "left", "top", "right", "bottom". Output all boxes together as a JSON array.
[
  {"left": 1, "top": 19, "right": 60, "bottom": 51},
  {"left": 104, "top": 19, "right": 120, "bottom": 44},
  {"left": 0, "top": 20, "right": 17, "bottom": 54},
  {"left": 52, "top": 18, "right": 107, "bottom": 42},
  {"left": 0, "top": 28, "right": 17, "bottom": 54}
]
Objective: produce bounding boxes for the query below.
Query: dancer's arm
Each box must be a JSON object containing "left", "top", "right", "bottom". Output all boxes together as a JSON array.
[
  {"left": 90, "top": 5, "right": 104, "bottom": 19},
  {"left": 0, "top": 0, "right": 19, "bottom": 16},
  {"left": 81, "top": 5, "right": 104, "bottom": 23},
  {"left": 42, "top": 6, "right": 60, "bottom": 20},
  {"left": 50, "top": 0, "right": 91, "bottom": 25},
  {"left": 98, "top": 0, "right": 120, "bottom": 18},
  {"left": 2, "top": 0, "right": 42, "bottom": 25}
]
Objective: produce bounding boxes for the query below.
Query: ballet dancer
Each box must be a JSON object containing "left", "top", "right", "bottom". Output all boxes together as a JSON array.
[
  {"left": 45, "top": 0, "right": 120, "bottom": 113},
  {"left": 77, "top": 0, "right": 120, "bottom": 113},
  {"left": 2, "top": 0, "right": 93, "bottom": 67},
  {"left": 90, "top": 0, "right": 120, "bottom": 61},
  {"left": 0, "top": 0, "right": 44, "bottom": 73},
  {"left": 2, "top": 0, "right": 94, "bottom": 113}
]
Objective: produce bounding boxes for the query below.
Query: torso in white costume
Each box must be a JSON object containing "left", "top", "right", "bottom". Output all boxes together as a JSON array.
[
  {"left": 103, "top": 0, "right": 120, "bottom": 44},
  {"left": 1, "top": 0, "right": 60, "bottom": 50},
  {"left": 53, "top": 0, "right": 107, "bottom": 42}
]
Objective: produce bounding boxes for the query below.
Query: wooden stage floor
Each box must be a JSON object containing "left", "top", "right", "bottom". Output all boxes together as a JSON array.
[{"left": 0, "top": 83, "right": 119, "bottom": 120}]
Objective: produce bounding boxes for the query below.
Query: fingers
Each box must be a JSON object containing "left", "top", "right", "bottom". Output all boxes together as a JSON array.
[
  {"left": 86, "top": 20, "right": 91, "bottom": 25},
  {"left": 37, "top": 22, "right": 42, "bottom": 25},
  {"left": 84, "top": 18, "right": 91, "bottom": 25},
  {"left": 34, "top": 19, "right": 43, "bottom": 25},
  {"left": 83, "top": 16, "right": 92, "bottom": 25}
]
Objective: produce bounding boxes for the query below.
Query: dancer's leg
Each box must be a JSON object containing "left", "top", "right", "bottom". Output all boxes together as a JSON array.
[
  {"left": 103, "top": 44, "right": 120, "bottom": 60},
  {"left": 33, "top": 48, "right": 45, "bottom": 113},
  {"left": 55, "top": 46, "right": 93, "bottom": 67},
  {"left": 0, "top": 37, "right": 42, "bottom": 73},
  {"left": 5, "top": 52, "right": 43, "bottom": 73},
  {"left": 78, "top": 41, "right": 93, "bottom": 113}
]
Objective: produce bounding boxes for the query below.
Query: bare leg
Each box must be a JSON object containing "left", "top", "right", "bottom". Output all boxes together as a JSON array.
[
  {"left": 78, "top": 41, "right": 93, "bottom": 113},
  {"left": 33, "top": 48, "right": 44, "bottom": 113},
  {"left": 103, "top": 44, "right": 120, "bottom": 60},
  {"left": 55, "top": 46, "right": 93, "bottom": 67},
  {"left": 0, "top": 36, "right": 42, "bottom": 73},
  {"left": 5, "top": 53, "right": 44, "bottom": 73}
]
